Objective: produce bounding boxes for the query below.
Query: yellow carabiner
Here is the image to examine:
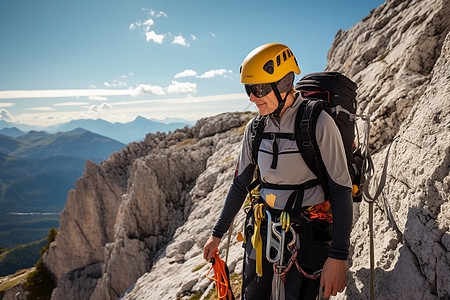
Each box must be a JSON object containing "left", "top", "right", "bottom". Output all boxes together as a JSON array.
[{"left": 281, "top": 211, "right": 290, "bottom": 233}]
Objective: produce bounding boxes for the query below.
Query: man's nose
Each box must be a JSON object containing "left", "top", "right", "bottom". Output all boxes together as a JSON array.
[{"left": 249, "top": 93, "right": 257, "bottom": 102}]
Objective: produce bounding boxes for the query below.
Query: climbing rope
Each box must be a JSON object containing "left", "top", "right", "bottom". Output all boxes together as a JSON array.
[{"left": 206, "top": 250, "right": 233, "bottom": 299}]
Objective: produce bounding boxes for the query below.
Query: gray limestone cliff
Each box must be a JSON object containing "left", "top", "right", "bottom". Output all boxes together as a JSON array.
[
  {"left": 325, "top": 0, "right": 449, "bottom": 298},
  {"left": 43, "top": 0, "right": 449, "bottom": 299},
  {"left": 43, "top": 113, "right": 253, "bottom": 300}
]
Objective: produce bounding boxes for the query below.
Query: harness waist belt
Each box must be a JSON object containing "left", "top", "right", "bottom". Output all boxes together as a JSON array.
[{"left": 260, "top": 179, "right": 320, "bottom": 191}]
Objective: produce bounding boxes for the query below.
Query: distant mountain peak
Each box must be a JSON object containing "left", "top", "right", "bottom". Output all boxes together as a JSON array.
[{"left": 0, "top": 127, "right": 24, "bottom": 138}]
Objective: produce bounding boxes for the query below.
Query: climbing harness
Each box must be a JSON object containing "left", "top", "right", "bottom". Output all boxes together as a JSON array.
[{"left": 206, "top": 250, "right": 234, "bottom": 300}]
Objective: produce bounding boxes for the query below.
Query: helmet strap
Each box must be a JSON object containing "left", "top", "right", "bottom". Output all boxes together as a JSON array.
[{"left": 269, "top": 82, "right": 288, "bottom": 119}]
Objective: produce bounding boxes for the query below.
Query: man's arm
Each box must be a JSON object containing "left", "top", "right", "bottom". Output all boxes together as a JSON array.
[
  {"left": 315, "top": 111, "right": 353, "bottom": 297},
  {"left": 203, "top": 119, "right": 256, "bottom": 261}
]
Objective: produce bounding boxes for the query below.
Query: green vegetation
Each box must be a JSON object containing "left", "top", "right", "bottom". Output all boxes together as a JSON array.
[
  {"left": 0, "top": 154, "right": 82, "bottom": 248},
  {"left": 188, "top": 293, "right": 202, "bottom": 300},
  {"left": 374, "top": 98, "right": 384, "bottom": 104},
  {"left": 232, "top": 123, "right": 248, "bottom": 136},
  {"left": 0, "top": 268, "right": 34, "bottom": 294},
  {"left": 192, "top": 263, "right": 206, "bottom": 272},
  {"left": 0, "top": 212, "right": 60, "bottom": 248},
  {"left": 24, "top": 228, "right": 57, "bottom": 300},
  {"left": 221, "top": 156, "right": 235, "bottom": 164},
  {"left": 0, "top": 239, "right": 47, "bottom": 276},
  {"left": 3, "top": 130, "right": 124, "bottom": 161},
  {"left": 205, "top": 286, "right": 217, "bottom": 300},
  {"left": 177, "top": 138, "right": 198, "bottom": 148}
]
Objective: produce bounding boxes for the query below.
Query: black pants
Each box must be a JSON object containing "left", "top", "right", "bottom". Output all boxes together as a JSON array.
[{"left": 242, "top": 213, "right": 331, "bottom": 300}]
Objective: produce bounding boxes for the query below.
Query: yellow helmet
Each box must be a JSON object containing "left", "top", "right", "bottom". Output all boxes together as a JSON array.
[{"left": 240, "top": 43, "right": 300, "bottom": 84}]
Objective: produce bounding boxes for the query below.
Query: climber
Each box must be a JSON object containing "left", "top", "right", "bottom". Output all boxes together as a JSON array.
[{"left": 203, "top": 43, "right": 353, "bottom": 299}]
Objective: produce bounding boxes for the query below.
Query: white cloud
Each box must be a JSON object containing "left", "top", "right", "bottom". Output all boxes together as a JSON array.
[
  {"left": 88, "top": 84, "right": 97, "bottom": 89},
  {"left": 146, "top": 31, "right": 165, "bottom": 44},
  {"left": 9, "top": 92, "right": 247, "bottom": 127},
  {"left": 149, "top": 9, "right": 168, "bottom": 18},
  {"left": 54, "top": 102, "right": 91, "bottom": 106},
  {"left": 28, "top": 107, "right": 56, "bottom": 111},
  {"left": 197, "top": 69, "right": 233, "bottom": 78},
  {"left": 130, "top": 18, "right": 155, "bottom": 31},
  {"left": 174, "top": 69, "right": 198, "bottom": 78},
  {"left": 104, "top": 80, "right": 127, "bottom": 88},
  {"left": 0, "top": 79, "right": 201, "bottom": 100},
  {"left": 172, "top": 35, "right": 189, "bottom": 47},
  {"left": 166, "top": 81, "right": 197, "bottom": 94},
  {"left": 121, "top": 73, "right": 134, "bottom": 79},
  {"left": 0, "top": 102, "right": 14, "bottom": 108},
  {"left": 89, "top": 96, "right": 108, "bottom": 101},
  {"left": 0, "top": 108, "right": 12, "bottom": 120},
  {"left": 142, "top": 19, "right": 155, "bottom": 28},
  {"left": 132, "top": 84, "right": 166, "bottom": 96},
  {"left": 90, "top": 102, "right": 112, "bottom": 112},
  {"left": 130, "top": 9, "right": 201, "bottom": 46},
  {"left": 209, "top": 32, "right": 216, "bottom": 38},
  {"left": 0, "top": 89, "right": 133, "bottom": 99}
]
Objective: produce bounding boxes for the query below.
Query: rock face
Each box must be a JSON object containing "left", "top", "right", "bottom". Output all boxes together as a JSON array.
[
  {"left": 44, "top": 0, "right": 449, "bottom": 299},
  {"left": 326, "top": 0, "right": 450, "bottom": 151},
  {"left": 43, "top": 112, "right": 253, "bottom": 300},
  {"left": 325, "top": 0, "right": 450, "bottom": 298}
]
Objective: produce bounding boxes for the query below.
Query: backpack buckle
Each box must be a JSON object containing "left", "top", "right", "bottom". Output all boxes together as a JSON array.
[
  {"left": 270, "top": 132, "right": 276, "bottom": 141},
  {"left": 300, "top": 119, "right": 309, "bottom": 131}
]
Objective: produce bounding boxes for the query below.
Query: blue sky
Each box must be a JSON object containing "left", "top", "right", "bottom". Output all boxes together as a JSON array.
[{"left": 0, "top": 0, "right": 385, "bottom": 127}]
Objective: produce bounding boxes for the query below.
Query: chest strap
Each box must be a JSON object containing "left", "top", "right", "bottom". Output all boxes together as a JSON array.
[
  {"left": 259, "top": 132, "right": 298, "bottom": 169},
  {"left": 260, "top": 178, "right": 320, "bottom": 190}
]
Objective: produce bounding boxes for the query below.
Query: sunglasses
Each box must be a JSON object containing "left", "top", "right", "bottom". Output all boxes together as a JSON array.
[
  {"left": 244, "top": 72, "right": 294, "bottom": 98},
  {"left": 245, "top": 83, "right": 273, "bottom": 98}
]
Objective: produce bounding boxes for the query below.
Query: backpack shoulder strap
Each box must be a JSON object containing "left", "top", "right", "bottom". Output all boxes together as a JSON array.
[
  {"left": 295, "top": 99, "right": 331, "bottom": 199},
  {"left": 250, "top": 115, "right": 267, "bottom": 165}
]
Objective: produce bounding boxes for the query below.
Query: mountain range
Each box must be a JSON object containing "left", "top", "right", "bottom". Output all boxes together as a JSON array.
[
  {"left": 0, "top": 128, "right": 127, "bottom": 249},
  {"left": 0, "top": 128, "right": 125, "bottom": 161},
  {"left": 0, "top": 116, "right": 194, "bottom": 144}
]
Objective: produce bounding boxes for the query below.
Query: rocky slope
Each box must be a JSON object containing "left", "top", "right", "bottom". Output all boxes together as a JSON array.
[
  {"left": 43, "top": 113, "right": 253, "bottom": 300},
  {"left": 42, "top": 0, "right": 449, "bottom": 299}
]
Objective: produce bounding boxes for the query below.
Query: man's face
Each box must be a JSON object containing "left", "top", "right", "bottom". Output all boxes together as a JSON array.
[{"left": 249, "top": 91, "right": 279, "bottom": 116}]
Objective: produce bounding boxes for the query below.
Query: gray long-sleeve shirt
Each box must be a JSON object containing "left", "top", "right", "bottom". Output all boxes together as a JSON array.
[{"left": 212, "top": 95, "right": 353, "bottom": 260}]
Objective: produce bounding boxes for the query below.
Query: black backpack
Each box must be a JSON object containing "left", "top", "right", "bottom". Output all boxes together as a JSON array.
[{"left": 250, "top": 72, "right": 365, "bottom": 202}]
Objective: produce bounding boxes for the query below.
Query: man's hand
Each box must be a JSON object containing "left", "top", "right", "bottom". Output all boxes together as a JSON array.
[
  {"left": 320, "top": 257, "right": 348, "bottom": 298},
  {"left": 203, "top": 236, "right": 221, "bottom": 262}
]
